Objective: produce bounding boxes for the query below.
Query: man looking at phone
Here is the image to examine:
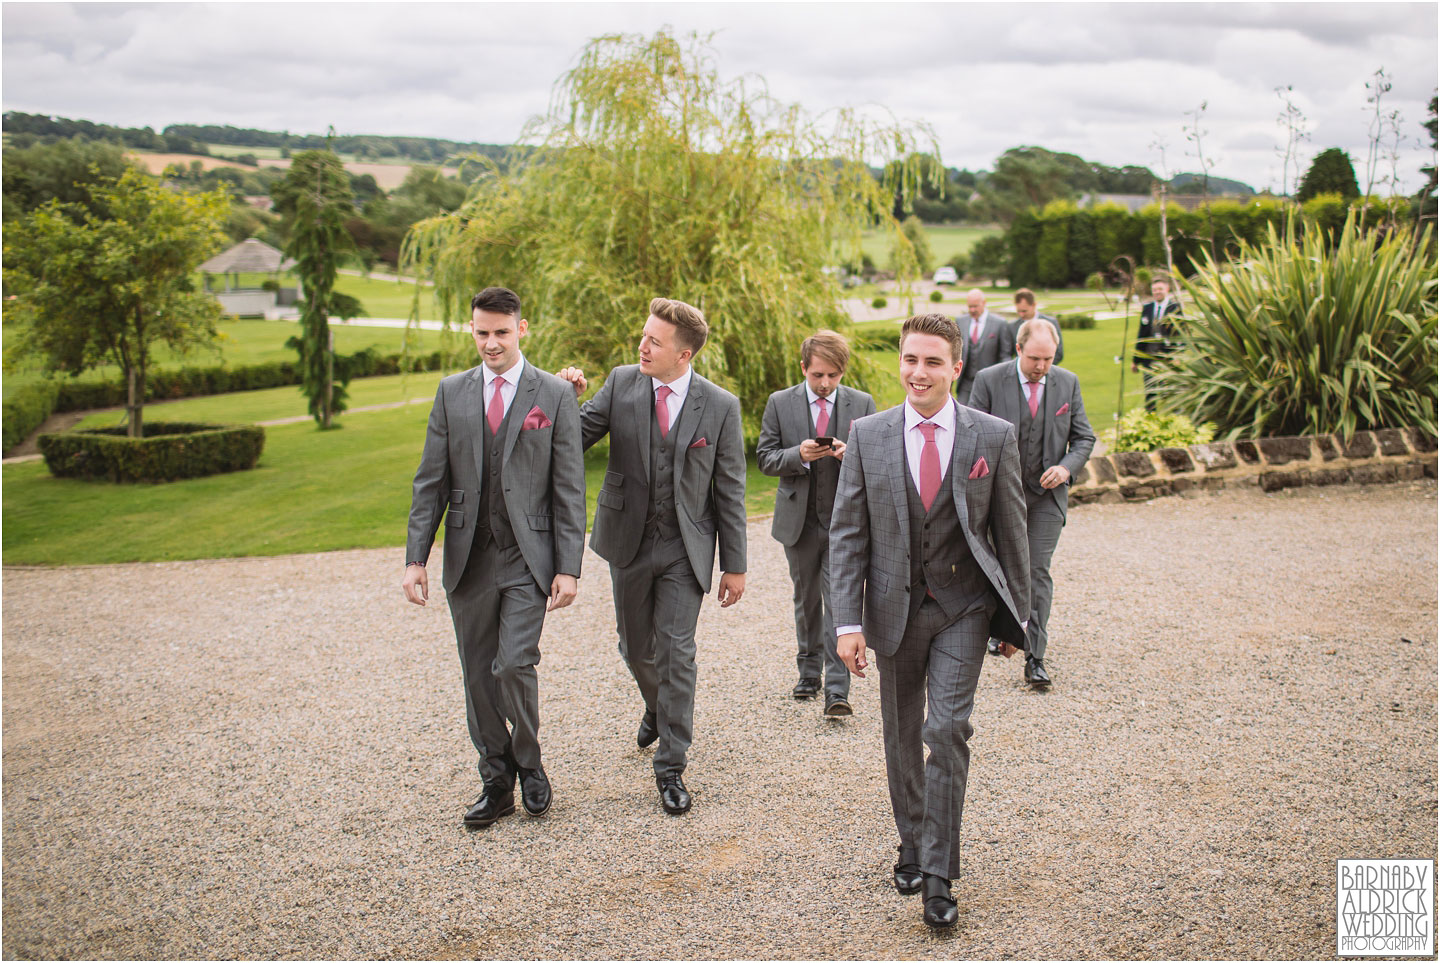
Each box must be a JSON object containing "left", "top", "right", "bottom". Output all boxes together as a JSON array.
[{"left": 757, "top": 330, "right": 876, "bottom": 716}]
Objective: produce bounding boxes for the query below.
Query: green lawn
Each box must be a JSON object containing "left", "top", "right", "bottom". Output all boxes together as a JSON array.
[
  {"left": 859, "top": 223, "right": 1001, "bottom": 273},
  {"left": 4, "top": 402, "right": 780, "bottom": 566}
]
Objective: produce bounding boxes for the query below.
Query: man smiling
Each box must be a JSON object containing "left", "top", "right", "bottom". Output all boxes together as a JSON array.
[{"left": 829, "top": 313, "right": 1029, "bottom": 929}]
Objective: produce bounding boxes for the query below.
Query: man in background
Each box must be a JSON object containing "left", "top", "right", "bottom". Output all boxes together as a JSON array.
[
  {"left": 954, "top": 288, "right": 1012, "bottom": 405},
  {"left": 1010, "top": 288, "right": 1064, "bottom": 364},
  {"left": 1133, "top": 276, "right": 1183, "bottom": 410}
]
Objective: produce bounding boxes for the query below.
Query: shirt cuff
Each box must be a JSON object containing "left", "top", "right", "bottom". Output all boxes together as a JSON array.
[{"left": 836, "top": 624, "right": 863, "bottom": 636}]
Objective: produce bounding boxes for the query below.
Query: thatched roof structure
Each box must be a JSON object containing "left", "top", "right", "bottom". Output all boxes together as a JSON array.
[{"left": 198, "top": 238, "right": 295, "bottom": 275}]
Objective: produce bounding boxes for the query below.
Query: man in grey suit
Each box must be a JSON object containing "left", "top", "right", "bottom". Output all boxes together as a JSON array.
[
  {"left": 557, "top": 297, "right": 747, "bottom": 816},
  {"left": 954, "top": 288, "right": 1013, "bottom": 404},
  {"left": 403, "top": 286, "right": 586, "bottom": 829},
  {"left": 830, "top": 313, "right": 1030, "bottom": 929},
  {"left": 1010, "top": 288, "right": 1064, "bottom": 365},
  {"left": 756, "top": 330, "right": 876, "bottom": 716},
  {"left": 969, "top": 319, "right": 1095, "bottom": 688}
]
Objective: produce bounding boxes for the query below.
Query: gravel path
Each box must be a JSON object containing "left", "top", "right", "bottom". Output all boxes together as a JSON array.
[{"left": 3, "top": 482, "right": 1435, "bottom": 959}]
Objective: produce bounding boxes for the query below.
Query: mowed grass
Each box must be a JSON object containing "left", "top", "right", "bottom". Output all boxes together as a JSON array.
[
  {"left": 859, "top": 223, "right": 1001, "bottom": 271},
  {"left": 3, "top": 402, "right": 781, "bottom": 565}
]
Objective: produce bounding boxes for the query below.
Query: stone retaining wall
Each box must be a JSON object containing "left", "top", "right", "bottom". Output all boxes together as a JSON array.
[{"left": 1071, "top": 427, "right": 1437, "bottom": 504}]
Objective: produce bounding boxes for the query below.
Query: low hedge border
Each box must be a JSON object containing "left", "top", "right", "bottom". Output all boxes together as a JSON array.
[
  {"left": 38, "top": 422, "right": 267, "bottom": 483},
  {"left": 2, "top": 381, "right": 61, "bottom": 453}
]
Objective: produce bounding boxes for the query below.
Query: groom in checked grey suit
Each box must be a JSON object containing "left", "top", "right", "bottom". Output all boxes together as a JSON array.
[
  {"left": 830, "top": 313, "right": 1030, "bottom": 930},
  {"left": 557, "top": 297, "right": 747, "bottom": 817},
  {"left": 403, "top": 286, "right": 586, "bottom": 830},
  {"left": 969, "top": 318, "right": 1095, "bottom": 689},
  {"left": 757, "top": 330, "right": 876, "bottom": 716}
]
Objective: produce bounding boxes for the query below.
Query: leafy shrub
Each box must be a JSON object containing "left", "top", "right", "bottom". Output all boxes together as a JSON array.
[
  {"left": 3, "top": 381, "right": 61, "bottom": 453},
  {"left": 871, "top": 296, "right": 888, "bottom": 309},
  {"left": 38, "top": 422, "right": 266, "bottom": 482},
  {"left": 1054, "top": 312, "right": 1096, "bottom": 330},
  {"left": 1162, "top": 213, "right": 1437, "bottom": 439},
  {"left": 1112, "top": 408, "right": 1214, "bottom": 453},
  {"left": 928, "top": 290, "right": 944, "bottom": 303},
  {"left": 946, "top": 252, "right": 969, "bottom": 277}
]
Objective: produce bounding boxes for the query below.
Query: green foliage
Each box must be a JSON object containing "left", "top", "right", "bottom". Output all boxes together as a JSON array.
[
  {"left": 38, "top": 422, "right": 265, "bottom": 482},
  {"left": 401, "top": 30, "right": 938, "bottom": 415},
  {"left": 1035, "top": 201, "right": 1074, "bottom": 287},
  {"left": 275, "top": 150, "right": 363, "bottom": 428},
  {"left": 2, "top": 381, "right": 60, "bottom": 453},
  {"left": 1296, "top": 148, "right": 1360, "bottom": 203},
  {"left": 3, "top": 167, "right": 230, "bottom": 437},
  {"left": 1161, "top": 213, "right": 1437, "bottom": 439},
  {"left": 928, "top": 290, "right": 944, "bottom": 303},
  {"left": 871, "top": 296, "right": 889, "bottom": 309},
  {"left": 945, "top": 251, "right": 969, "bottom": 277},
  {"left": 1112, "top": 408, "right": 1214, "bottom": 452},
  {"left": 891, "top": 215, "right": 935, "bottom": 275},
  {"left": 1053, "top": 312, "right": 1096, "bottom": 330},
  {"left": 968, "top": 234, "right": 1008, "bottom": 285},
  {"left": 2, "top": 138, "right": 135, "bottom": 221}
]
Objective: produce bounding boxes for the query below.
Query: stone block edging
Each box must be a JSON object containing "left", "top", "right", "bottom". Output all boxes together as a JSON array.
[{"left": 1071, "top": 427, "right": 1437, "bottom": 505}]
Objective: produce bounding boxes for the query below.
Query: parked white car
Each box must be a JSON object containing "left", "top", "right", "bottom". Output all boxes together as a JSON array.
[{"left": 933, "top": 266, "right": 958, "bottom": 285}]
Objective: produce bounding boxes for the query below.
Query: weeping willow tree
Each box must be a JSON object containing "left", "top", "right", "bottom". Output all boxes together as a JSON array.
[{"left": 402, "top": 30, "right": 940, "bottom": 421}]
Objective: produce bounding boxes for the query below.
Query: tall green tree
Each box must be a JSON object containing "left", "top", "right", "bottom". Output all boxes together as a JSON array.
[
  {"left": 1296, "top": 147, "right": 1361, "bottom": 203},
  {"left": 273, "top": 149, "right": 364, "bottom": 428},
  {"left": 4, "top": 167, "right": 229, "bottom": 436},
  {"left": 402, "top": 30, "right": 937, "bottom": 418},
  {"left": 2, "top": 137, "right": 133, "bottom": 221}
]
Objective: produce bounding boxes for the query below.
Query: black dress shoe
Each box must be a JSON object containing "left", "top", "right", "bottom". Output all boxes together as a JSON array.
[
  {"left": 1024, "top": 657, "right": 1052, "bottom": 688},
  {"left": 792, "top": 678, "right": 820, "bottom": 700},
  {"left": 922, "top": 873, "right": 959, "bottom": 928},
  {"left": 517, "top": 765, "right": 552, "bottom": 816},
  {"left": 986, "top": 638, "right": 1003, "bottom": 656},
  {"left": 462, "top": 782, "right": 515, "bottom": 829},
  {"left": 637, "top": 710, "right": 658, "bottom": 748},
  {"left": 823, "top": 694, "right": 853, "bottom": 717},
  {"left": 893, "top": 846, "right": 923, "bottom": 895},
  {"left": 657, "top": 773, "right": 692, "bottom": 815}
]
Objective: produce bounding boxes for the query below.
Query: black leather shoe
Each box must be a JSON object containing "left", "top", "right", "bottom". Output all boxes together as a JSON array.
[
  {"left": 893, "top": 846, "right": 923, "bottom": 895},
  {"left": 823, "top": 694, "right": 853, "bottom": 717},
  {"left": 1024, "top": 657, "right": 1052, "bottom": 688},
  {"left": 792, "top": 678, "right": 820, "bottom": 700},
  {"left": 986, "top": 638, "right": 1003, "bottom": 656},
  {"left": 922, "top": 874, "right": 959, "bottom": 928},
  {"left": 517, "top": 765, "right": 552, "bottom": 817},
  {"left": 462, "top": 783, "right": 515, "bottom": 829},
  {"left": 657, "top": 773, "right": 692, "bottom": 815},
  {"left": 637, "top": 710, "right": 658, "bottom": 748}
]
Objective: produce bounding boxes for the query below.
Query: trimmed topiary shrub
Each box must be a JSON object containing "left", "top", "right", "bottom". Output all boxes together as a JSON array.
[
  {"left": 871, "top": 296, "right": 888, "bottom": 309},
  {"left": 38, "top": 422, "right": 266, "bottom": 482},
  {"left": 928, "top": 290, "right": 944, "bottom": 303},
  {"left": 3, "top": 381, "right": 61, "bottom": 453}
]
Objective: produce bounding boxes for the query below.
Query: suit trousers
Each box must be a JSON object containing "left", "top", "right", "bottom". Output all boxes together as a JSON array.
[
  {"left": 783, "top": 521, "right": 848, "bottom": 699},
  {"left": 446, "top": 539, "right": 547, "bottom": 786},
  {"left": 1023, "top": 491, "right": 1066, "bottom": 661},
  {"left": 610, "top": 530, "right": 705, "bottom": 778},
  {"left": 877, "top": 592, "right": 995, "bottom": 880}
]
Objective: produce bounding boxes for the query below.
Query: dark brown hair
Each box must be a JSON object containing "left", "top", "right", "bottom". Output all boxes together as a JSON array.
[
  {"left": 900, "top": 313, "right": 963, "bottom": 362},
  {"left": 471, "top": 287, "right": 521, "bottom": 317}
]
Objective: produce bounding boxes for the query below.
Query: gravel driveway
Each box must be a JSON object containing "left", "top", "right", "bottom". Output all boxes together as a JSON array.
[{"left": 3, "top": 482, "right": 1435, "bottom": 959}]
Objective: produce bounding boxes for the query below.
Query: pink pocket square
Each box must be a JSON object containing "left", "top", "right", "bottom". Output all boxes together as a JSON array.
[
  {"left": 968, "top": 456, "right": 989, "bottom": 479},
  {"left": 987, "top": 332, "right": 997, "bottom": 340},
  {"left": 689, "top": 437, "right": 708, "bottom": 449},
  {"left": 1055, "top": 403, "right": 1070, "bottom": 416},
  {"left": 520, "top": 406, "right": 552, "bottom": 430}
]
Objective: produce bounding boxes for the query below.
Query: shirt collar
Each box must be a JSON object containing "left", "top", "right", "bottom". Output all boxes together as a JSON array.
[
  {"left": 1016, "top": 356, "right": 1047, "bottom": 386},
  {"left": 904, "top": 397, "right": 956, "bottom": 434},
  {"left": 483, "top": 354, "right": 525, "bottom": 387},
  {"left": 805, "top": 383, "right": 838, "bottom": 406},
  {"left": 651, "top": 365, "right": 693, "bottom": 399}
]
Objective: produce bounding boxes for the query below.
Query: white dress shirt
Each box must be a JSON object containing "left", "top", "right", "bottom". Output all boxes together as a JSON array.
[
  {"left": 1016, "top": 357, "right": 1047, "bottom": 409},
  {"left": 651, "top": 366, "right": 693, "bottom": 427},
  {"left": 483, "top": 354, "right": 526, "bottom": 420}
]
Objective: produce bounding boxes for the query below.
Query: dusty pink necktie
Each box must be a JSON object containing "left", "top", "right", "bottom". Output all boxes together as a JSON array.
[
  {"left": 970, "top": 320, "right": 981, "bottom": 344},
  {"left": 918, "top": 422, "right": 941, "bottom": 511},
  {"left": 1026, "top": 380, "right": 1041, "bottom": 418},
  {"left": 656, "top": 384, "right": 673, "bottom": 438},
  {"left": 814, "top": 397, "right": 830, "bottom": 437},
  {"left": 487, "top": 376, "right": 507, "bottom": 433}
]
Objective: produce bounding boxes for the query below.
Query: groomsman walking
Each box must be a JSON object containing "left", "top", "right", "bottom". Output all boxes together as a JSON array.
[
  {"left": 954, "top": 289, "right": 1012, "bottom": 405},
  {"left": 969, "top": 319, "right": 1094, "bottom": 688},
  {"left": 757, "top": 330, "right": 876, "bottom": 716}
]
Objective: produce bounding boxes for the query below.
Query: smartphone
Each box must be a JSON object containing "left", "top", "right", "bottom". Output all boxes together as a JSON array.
[{"left": 814, "top": 436, "right": 835, "bottom": 448}]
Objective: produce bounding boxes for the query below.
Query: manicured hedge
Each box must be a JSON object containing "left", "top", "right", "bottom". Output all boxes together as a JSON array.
[
  {"left": 3, "top": 381, "right": 60, "bottom": 453},
  {"left": 38, "top": 422, "right": 266, "bottom": 482},
  {"left": 1054, "top": 312, "right": 1096, "bottom": 330}
]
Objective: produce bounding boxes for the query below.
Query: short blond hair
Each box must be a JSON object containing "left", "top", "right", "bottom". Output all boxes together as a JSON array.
[
  {"left": 801, "top": 329, "right": 850, "bottom": 372},
  {"left": 649, "top": 297, "right": 708, "bottom": 355},
  {"left": 1016, "top": 318, "right": 1059, "bottom": 350}
]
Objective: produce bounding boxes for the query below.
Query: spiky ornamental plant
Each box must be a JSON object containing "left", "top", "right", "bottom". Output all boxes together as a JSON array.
[
  {"left": 401, "top": 30, "right": 941, "bottom": 426},
  {"left": 1157, "top": 212, "right": 1437, "bottom": 440}
]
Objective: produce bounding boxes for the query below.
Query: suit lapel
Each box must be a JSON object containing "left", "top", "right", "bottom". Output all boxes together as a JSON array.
[
  {"left": 632, "top": 369, "right": 652, "bottom": 478},
  {"left": 466, "top": 367, "right": 488, "bottom": 483},
  {"left": 883, "top": 406, "right": 911, "bottom": 551},
  {"left": 949, "top": 400, "right": 975, "bottom": 522},
  {"left": 833, "top": 386, "right": 851, "bottom": 438},
  {"left": 672, "top": 372, "right": 707, "bottom": 472},
  {"left": 502, "top": 361, "right": 539, "bottom": 462},
  {"left": 785, "top": 383, "right": 811, "bottom": 441}
]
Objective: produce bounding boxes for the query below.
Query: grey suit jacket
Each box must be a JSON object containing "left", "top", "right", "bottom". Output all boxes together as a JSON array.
[
  {"left": 406, "top": 360, "right": 586, "bottom": 593},
  {"left": 829, "top": 401, "right": 1031, "bottom": 656},
  {"left": 967, "top": 361, "right": 1095, "bottom": 518},
  {"left": 955, "top": 311, "right": 1013, "bottom": 403},
  {"left": 1006, "top": 313, "right": 1065, "bottom": 365},
  {"left": 756, "top": 383, "right": 876, "bottom": 546},
  {"left": 581, "top": 364, "right": 747, "bottom": 591}
]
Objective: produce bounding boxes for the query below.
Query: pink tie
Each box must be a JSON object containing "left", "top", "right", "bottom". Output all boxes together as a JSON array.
[
  {"left": 918, "top": 422, "right": 941, "bottom": 511},
  {"left": 487, "top": 376, "right": 507, "bottom": 433},
  {"left": 814, "top": 397, "right": 830, "bottom": 437},
  {"left": 970, "top": 320, "right": 980, "bottom": 345},
  {"left": 1027, "top": 380, "right": 1041, "bottom": 418},
  {"left": 656, "top": 384, "right": 672, "bottom": 438}
]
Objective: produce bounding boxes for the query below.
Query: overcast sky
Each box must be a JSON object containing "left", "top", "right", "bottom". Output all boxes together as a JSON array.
[{"left": 4, "top": 2, "right": 1436, "bottom": 193}]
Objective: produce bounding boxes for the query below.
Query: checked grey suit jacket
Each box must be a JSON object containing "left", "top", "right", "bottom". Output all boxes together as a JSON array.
[
  {"left": 756, "top": 383, "right": 876, "bottom": 547},
  {"left": 828, "top": 401, "right": 1031, "bottom": 656},
  {"left": 581, "top": 364, "right": 747, "bottom": 592},
  {"left": 955, "top": 311, "right": 1013, "bottom": 404},
  {"left": 406, "top": 360, "right": 587, "bottom": 593}
]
